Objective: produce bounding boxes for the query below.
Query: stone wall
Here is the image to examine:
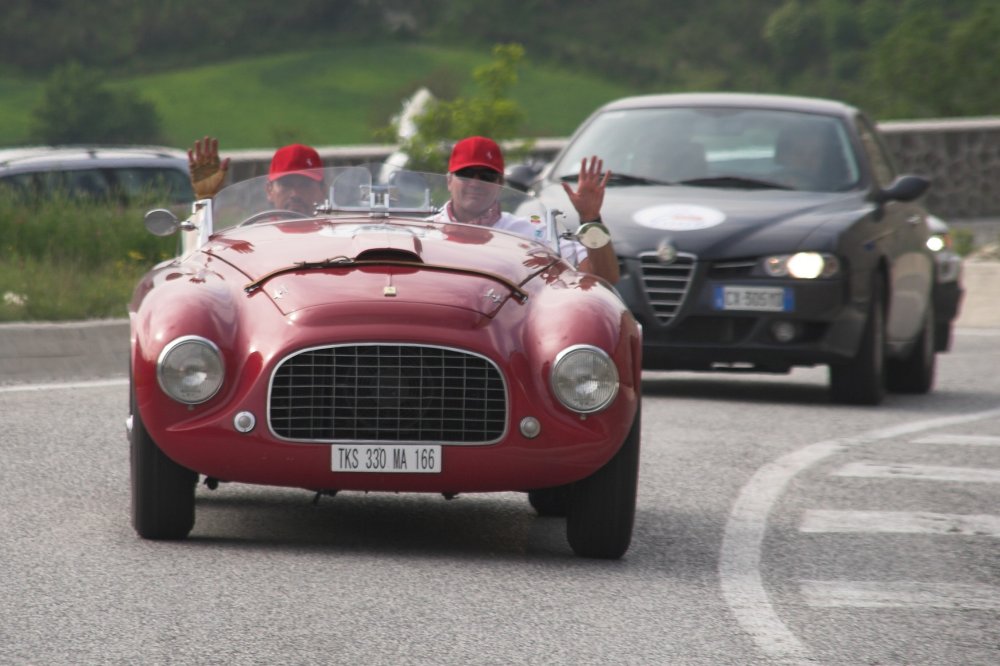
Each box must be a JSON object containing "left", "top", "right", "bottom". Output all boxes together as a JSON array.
[{"left": 227, "top": 120, "right": 1000, "bottom": 220}]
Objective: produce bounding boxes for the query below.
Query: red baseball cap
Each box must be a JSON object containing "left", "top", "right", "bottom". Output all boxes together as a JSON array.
[
  {"left": 448, "top": 136, "right": 504, "bottom": 173},
  {"left": 269, "top": 144, "right": 324, "bottom": 182}
]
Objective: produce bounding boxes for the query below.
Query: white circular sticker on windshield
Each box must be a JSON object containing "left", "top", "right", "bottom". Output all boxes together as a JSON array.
[{"left": 633, "top": 204, "right": 726, "bottom": 231}]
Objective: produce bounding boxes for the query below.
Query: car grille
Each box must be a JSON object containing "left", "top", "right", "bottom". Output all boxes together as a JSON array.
[
  {"left": 637, "top": 252, "right": 697, "bottom": 325},
  {"left": 269, "top": 344, "right": 507, "bottom": 443}
]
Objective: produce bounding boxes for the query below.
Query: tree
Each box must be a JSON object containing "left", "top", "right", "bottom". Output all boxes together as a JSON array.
[
  {"left": 391, "top": 43, "right": 531, "bottom": 172},
  {"left": 29, "top": 62, "right": 163, "bottom": 145}
]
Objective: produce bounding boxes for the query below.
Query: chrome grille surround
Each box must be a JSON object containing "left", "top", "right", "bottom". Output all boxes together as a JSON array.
[
  {"left": 637, "top": 252, "right": 697, "bottom": 326},
  {"left": 268, "top": 344, "right": 507, "bottom": 444}
]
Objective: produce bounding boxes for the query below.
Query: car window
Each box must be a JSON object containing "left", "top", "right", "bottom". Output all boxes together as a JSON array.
[
  {"left": 62, "top": 169, "right": 113, "bottom": 198},
  {"left": 554, "top": 106, "right": 861, "bottom": 192},
  {"left": 111, "top": 167, "right": 195, "bottom": 204},
  {"left": 855, "top": 116, "right": 896, "bottom": 188}
]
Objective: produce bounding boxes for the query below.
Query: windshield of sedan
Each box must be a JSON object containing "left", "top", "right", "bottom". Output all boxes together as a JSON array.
[{"left": 554, "top": 106, "right": 861, "bottom": 192}]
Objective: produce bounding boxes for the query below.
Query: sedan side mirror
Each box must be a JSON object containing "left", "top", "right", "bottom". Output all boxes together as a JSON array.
[{"left": 875, "top": 174, "right": 930, "bottom": 204}]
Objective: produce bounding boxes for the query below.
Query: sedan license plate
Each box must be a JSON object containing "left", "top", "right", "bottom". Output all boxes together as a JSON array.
[
  {"left": 714, "top": 285, "right": 793, "bottom": 312},
  {"left": 332, "top": 445, "right": 441, "bottom": 473}
]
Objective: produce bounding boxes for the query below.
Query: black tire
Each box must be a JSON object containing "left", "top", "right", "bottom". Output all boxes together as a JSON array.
[
  {"left": 566, "top": 409, "right": 641, "bottom": 559},
  {"left": 886, "top": 299, "right": 936, "bottom": 394},
  {"left": 130, "top": 389, "right": 197, "bottom": 540},
  {"left": 829, "top": 273, "right": 886, "bottom": 406},
  {"left": 528, "top": 485, "right": 570, "bottom": 517},
  {"left": 934, "top": 321, "right": 952, "bottom": 353}
]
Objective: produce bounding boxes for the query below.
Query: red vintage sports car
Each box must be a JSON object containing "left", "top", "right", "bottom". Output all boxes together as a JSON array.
[{"left": 128, "top": 165, "right": 642, "bottom": 558}]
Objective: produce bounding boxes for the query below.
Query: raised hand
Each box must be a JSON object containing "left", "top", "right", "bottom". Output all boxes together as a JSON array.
[
  {"left": 561, "top": 155, "right": 610, "bottom": 222},
  {"left": 187, "top": 136, "right": 231, "bottom": 199}
]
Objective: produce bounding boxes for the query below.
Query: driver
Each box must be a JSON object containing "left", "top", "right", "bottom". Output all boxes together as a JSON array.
[
  {"left": 187, "top": 136, "right": 325, "bottom": 215},
  {"left": 431, "top": 136, "right": 620, "bottom": 284}
]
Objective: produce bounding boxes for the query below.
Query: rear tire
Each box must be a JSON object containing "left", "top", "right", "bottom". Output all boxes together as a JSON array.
[
  {"left": 130, "top": 389, "right": 197, "bottom": 540},
  {"left": 829, "top": 274, "right": 885, "bottom": 406},
  {"left": 886, "top": 299, "right": 936, "bottom": 394},
  {"left": 566, "top": 409, "right": 641, "bottom": 559}
]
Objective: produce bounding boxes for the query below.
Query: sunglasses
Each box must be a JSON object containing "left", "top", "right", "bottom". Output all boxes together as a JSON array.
[{"left": 455, "top": 167, "right": 502, "bottom": 183}]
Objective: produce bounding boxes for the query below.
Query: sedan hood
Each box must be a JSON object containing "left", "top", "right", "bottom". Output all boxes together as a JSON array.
[
  {"left": 539, "top": 183, "right": 873, "bottom": 258},
  {"left": 202, "top": 218, "right": 553, "bottom": 317}
]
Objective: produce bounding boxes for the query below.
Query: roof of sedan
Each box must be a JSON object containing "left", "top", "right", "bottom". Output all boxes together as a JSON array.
[
  {"left": 0, "top": 145, "right": 188, "bottom": 170},
  {"left": 599, "top": 92, "right": 858, "bottom": 117}
]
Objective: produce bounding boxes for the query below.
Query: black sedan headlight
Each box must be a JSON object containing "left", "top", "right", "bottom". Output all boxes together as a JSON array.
[{"left": 763, "top": 252, "right": 840, "bottom": 279}]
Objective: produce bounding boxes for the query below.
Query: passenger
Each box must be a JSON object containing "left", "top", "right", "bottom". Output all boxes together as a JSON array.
[
  {"left": 431, "top": 136, "right": 619, "bottom": 283},
  {"left": 187, "top": 136, "right": 325, "bottom": 216}
]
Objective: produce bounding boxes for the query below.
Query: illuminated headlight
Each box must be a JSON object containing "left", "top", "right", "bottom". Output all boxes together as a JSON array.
[
  {"left": 157, "top": 335, "right": 224, "bottom": 404},
  {"left": 550, "top": 345, "right": 619, "bottom": 414},
  {"left": 763, "top": 252, "right": 840, "bottom": 279},
  {"left": 926, "top": 234, "right": 948, "bottom": 252}
]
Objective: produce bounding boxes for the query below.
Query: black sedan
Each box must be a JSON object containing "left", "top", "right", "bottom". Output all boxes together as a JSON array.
[{"left": 516, "top": 93, "right": 947, "bottom": 405}]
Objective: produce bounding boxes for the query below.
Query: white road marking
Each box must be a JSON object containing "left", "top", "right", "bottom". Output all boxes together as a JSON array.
[
  {"left": 911, "top": 434, "right": 1000, "bottom": 446},
  {"left": 801, "top": 509, "right": 1000, "bottom": 537},
  {"left": 800, "top": 580, "right": 1000, "bottom": 611},
  {"left": 0, "top": 377, "right": 128, "bottom": 394},
  {"left": 835, "top": 462, "right": 1000, "bottom": 484},
  {"left": 719, "top": 407, "right": 1000, "bottom": 661}
]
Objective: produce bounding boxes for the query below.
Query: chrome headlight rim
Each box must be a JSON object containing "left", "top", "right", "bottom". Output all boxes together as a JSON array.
[
  {"left": 156, "top": 335, "right": 225, "bottom": 405},
  {"left": 763, "top": 252, "right": 840, "bottom": 279},
  {"left": 550, "top": 344, "right": 620, "bottom": 414}
]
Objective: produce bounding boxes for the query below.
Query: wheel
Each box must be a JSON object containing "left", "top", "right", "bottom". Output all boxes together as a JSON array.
[
  {"left": 238, "top": 209, "right": 309, "bottom": 226},
  {"left": 829, "top": 273, "right": 886, "bottom": 406},
  {"left": 528, "top": 485, "right": 570, "bottom": 517},
  {"left": 886, "top": 299, "right": 936, "bottom": 393},
  {"left": 130, "top": 388, "right": 197, "bottom": 539},
  {"left": 566, "top": 409, "right": 641, "bottom": 559}
]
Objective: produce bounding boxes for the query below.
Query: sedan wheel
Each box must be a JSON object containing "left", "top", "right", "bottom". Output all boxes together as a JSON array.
[
  {"left": 566, "top": 409, "right": 641, "bottom": 559},
  {"left": 886, "top": 299, "right": 936, "bottom": 393},
  {"left": 130, "top": 389, "right": 197, "bottom": 540},
  {"left": 829, "top": 274, "right": 886, "bottom": 405}
]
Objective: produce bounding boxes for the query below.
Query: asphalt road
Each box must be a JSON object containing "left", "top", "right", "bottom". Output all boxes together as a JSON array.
[{"left": 2, "top": 326, "right": 999, "bottom": 665}]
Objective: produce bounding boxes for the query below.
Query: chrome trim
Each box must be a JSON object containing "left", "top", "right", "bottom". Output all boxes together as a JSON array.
[
  {"left": 156, "top": 335, "right": 224, "bottom": 405},
  {"left": 549, "top": 343, "right": 620, "bottom": 414}
]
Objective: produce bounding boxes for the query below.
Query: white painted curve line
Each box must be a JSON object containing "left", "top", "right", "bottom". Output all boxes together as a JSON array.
[
  {"left": 719, "top": 406, "right": 1000, "bottom": 662},
  {"left": 912, "top": 433, "right": 1000, "bottom": 446},
  {"left": 801, "top": 510, "right": 1000, "bottom": 537},
  {"left": 835, "top": 462, "right": 1000, "bottom": 484},
  {"left": 800, "top": 580, "right": 1000, "bottom": 611},
  {"left": 0, "top": 378, "right": 128, "bottom": 394}
]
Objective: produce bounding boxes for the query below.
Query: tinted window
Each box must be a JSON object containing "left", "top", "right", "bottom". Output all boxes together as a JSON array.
[{"left": 110, "top": 167, "right": 194, "bottom": 204}]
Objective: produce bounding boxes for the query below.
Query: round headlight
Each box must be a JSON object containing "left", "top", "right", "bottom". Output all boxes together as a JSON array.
[
  {"left": 786, "top": 252, "right": 825, "bottom": 279},
  {"left": 550, "top": 345, "right": 619, "bottom": 414},
  {"left": 157, "top": 335, "right": 224, "bottom": 404}
]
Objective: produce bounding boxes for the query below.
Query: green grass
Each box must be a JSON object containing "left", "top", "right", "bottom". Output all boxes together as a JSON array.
[
  {"left": 0, "top": 43, "right": 637, "bottom": 151},
  {"left": 0, "top": 193, "right": 178, "bottom": 322}
]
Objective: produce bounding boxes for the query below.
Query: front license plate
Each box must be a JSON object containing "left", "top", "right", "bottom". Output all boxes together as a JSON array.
[
  {"left": 332, "top": 445, "right": 441, "bottom": 473},
  {"left": 714, "top": 285, "right": 793, "bottom": 312}
]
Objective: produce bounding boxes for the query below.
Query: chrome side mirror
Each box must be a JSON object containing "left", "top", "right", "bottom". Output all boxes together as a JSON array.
[{"left": 144, "top": 209, "right": 180, "bottom": 237}]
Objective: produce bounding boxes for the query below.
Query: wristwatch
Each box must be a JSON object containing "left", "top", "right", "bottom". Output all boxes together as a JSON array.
[{"left": 578, "top": 219, "right": 612, "bottom": 249}]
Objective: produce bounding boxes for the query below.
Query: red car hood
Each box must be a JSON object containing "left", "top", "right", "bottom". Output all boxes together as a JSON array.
[{"left": 202, "top": 218, "right": 555, "bottom": 317}]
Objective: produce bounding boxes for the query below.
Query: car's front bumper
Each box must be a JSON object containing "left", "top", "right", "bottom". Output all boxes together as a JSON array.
[{"left": 617, "top": 256, "right": 865, "bottom": 371}]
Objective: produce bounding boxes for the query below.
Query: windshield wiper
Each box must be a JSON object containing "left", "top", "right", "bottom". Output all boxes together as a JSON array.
[
  {"left": 561, "top": 172, "right": 673, "bottom": 186},
  {"left": 678, "top": 175, "right": 792, "bottom": 190}
]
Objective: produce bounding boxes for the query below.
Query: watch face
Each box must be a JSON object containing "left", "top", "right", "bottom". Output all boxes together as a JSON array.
[{"left": 579, "top": 223, "right": 611, "bottom": 249}]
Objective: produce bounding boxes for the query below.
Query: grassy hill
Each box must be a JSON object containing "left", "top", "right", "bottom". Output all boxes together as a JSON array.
[{"left": 0, "top": 43, "right": 639, "bottom": 151}]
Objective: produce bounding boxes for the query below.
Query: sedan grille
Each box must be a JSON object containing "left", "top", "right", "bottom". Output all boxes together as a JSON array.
[
  {"left": 637, "top": 252, "right": 697, "bottom": 325},
  {"left": 270, "top": 344, "right": 507, "bottom": 443}
]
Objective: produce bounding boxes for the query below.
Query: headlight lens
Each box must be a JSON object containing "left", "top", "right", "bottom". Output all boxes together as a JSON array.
[
  {"left": 157, "top": 335, "right": 224, "bottom": 404},
  {"left": 926, "top": 234, "right": 949, "bottom": 252},
  {"left": 763, "top": 252, "right": 840, "bottom": 279},
  {"left": 550, "top": 345, "right": 619, "bottom": 414}
]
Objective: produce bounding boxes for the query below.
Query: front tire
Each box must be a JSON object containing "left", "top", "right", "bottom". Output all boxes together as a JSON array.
[
  {"left": 566, "top": 409, "right": 641, "bottom": 559},
  {"left": 829, "top": 274, "right": 886, "bottom": 406},
  {"left": 886, "top": 299, "right": 936, "bottom": 394},
  {"left": 130, "top": 389, "right": 197, "bottom": 540}
]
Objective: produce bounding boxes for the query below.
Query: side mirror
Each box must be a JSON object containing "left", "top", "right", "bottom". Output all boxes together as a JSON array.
[
  {"left": 505, "top": 162, "right": 543, "bottom": 192},
  {"left": 144, "top": 208, "right": 180, "bottom": 237},
  {"left": 875, "top": 175, "right": 930, "bottom": 204}
]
